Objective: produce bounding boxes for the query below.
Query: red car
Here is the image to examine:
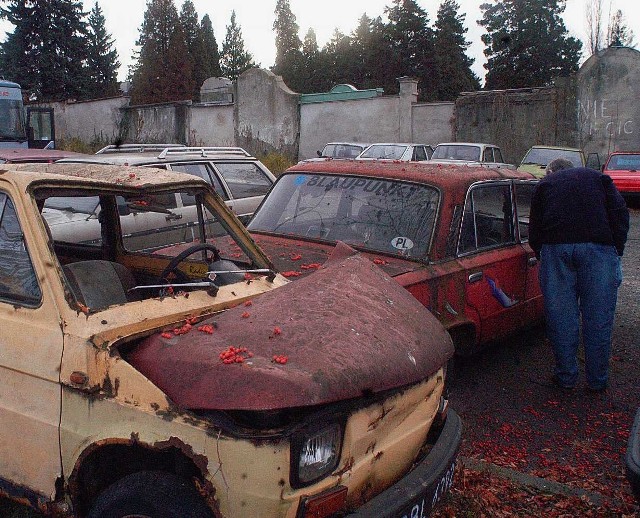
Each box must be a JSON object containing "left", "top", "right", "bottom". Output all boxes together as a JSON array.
[
  {"left": 232, "top": 160, "right": 542, "bottom": 355},
  {"left": 603, "top": 151, "right": 640, "bottom": 196}
]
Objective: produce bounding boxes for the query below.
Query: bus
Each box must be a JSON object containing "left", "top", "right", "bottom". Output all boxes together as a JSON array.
[{"left": 0, "top": 79, "right": 55, "bottom": 149}]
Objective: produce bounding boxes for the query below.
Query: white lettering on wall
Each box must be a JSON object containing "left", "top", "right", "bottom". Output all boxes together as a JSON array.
[{"left": 578, "top": 99, "right": 634, "bottom": 136}]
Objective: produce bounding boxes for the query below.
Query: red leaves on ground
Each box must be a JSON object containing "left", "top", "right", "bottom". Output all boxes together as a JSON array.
[
  {"left": 373, "top": 258, "right": 389, "bottom": 265},
  {"left": 241, "top": 311, "right": 250, "bottom": 318},
  {"left": 290, "top": 253, "right": 302, "bottom": 261},
  {"left": 244, "top": 300, "right": 253, "bottom": 307},
  {"left": 272, "top": 355, "right": 288, "bottom": 364},
  {"left": 161, "top": 332, "right": 173, "bottom": 339},
  {"left": 281, "top": 270, "right": 301, "bottom": 277},
  {"left": 197, "top": 324, "right": 214, "bottom": 334},
  {"left": 300, "top": 263, "right": 322, "bottom": 270},
  {"left": 172, "top": 322, "right": 192, "bottom": 335},
  {"left": 273, "top": 326, "right": 282, "bottom": 336}
]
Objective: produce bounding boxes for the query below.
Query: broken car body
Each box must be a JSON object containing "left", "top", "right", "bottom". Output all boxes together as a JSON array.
[{"left": 0, "top": 163, "right": 460, "bottom": 517}]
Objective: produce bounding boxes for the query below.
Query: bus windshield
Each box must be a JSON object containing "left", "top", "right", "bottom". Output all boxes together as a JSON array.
[{"left": 0, "top": 99, "right": 27, "bottom": 142}]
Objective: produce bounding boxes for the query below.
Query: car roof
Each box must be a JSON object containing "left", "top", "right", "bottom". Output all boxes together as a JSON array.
[
  {"left": 0, "top": 163, "right": 208, "bottom": 190},
  {"left": 324, "top": 142, "right": 370, "bottom": 146},
  {"left": 528, "top": 145, "right": 582, "bottom": 152},
  {"left": 285, "top": 159, "right": 534, "bottom": 190},
  {"left": 0, "top": 148, "right": 86, "bottom": 162},
  {"left": 435, "top": 142, "right": 497, "bottom": 147}
]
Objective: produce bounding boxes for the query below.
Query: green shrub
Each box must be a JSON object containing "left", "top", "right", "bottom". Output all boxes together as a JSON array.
[{"left": 259, "top": 152, "right": 295, "bottom": 176}]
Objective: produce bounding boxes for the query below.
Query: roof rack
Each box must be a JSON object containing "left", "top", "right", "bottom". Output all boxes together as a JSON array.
[
  {"left": 95, "top": 143, "right": 187, "bottom": 154},
  {"left": 156, "top": 147, "right": 253, "bottom": 159}
]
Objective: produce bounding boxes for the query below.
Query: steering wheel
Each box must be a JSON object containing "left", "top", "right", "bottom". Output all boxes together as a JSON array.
[{"left": 158, "top": 243, "right": 221, "bottom": 285}]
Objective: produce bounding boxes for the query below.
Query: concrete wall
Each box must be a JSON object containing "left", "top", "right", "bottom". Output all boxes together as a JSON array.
[
  {"left": 299, "top": 96, "right": 399, "bottom": 159},
  {"left": 122, "top": 101, "right": 191, "bottom": 144},
  {"left": 453, "top": 84, "right": 578, "bottom": 165},
  {"left": 577, "top": 47, "right": 640, "bottom": 159},
  {"left": 235, "top": 68, "right": 300, "bottom": 159},
  {"left": 43, "top": 96, "right": 128, "bottom": 144},
  {"left": 188, "top": 104, "right": 234, "bottom": 146},
  {"left": 412, "top": 102, "right": 455, "bottom": 147}
]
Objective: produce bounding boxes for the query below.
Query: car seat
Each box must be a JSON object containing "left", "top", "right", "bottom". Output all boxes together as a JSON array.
[{"left": 63, "top": 260, "right": 137, "bottom": 310}]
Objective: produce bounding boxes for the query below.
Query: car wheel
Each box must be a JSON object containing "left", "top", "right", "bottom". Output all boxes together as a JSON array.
[{"left": 87, "top": 470, "right": 214, "bottom": 518}]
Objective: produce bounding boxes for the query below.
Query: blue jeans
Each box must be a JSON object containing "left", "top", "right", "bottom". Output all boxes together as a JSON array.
[{"left": 539, "top": 243, "right": 622, "bottom": 389}]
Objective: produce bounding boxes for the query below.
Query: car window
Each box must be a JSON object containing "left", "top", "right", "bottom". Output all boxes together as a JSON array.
[
  {"left": 249, "top": 173, "right": 439, "bottom": 259},
  {"left": 0, "top": 193, "right": 41, "bottom": 306},
  {"left": 607, "top": 154, "right": 640, "bottom": 171},
  {"left": 458, "top": 183, "right": 515, "bottom": 254},
  {"left": 514, "top": 182, "right": 536, "bottom": 241},
  {"left": 413, "top": 146, "right": 428, "bottom": 161},
  {"left": 322, "top": 144, "right": 364, "bottom": 158},
  {"left": 494, "top": 148, "right": 504, "bottom": 163},
  {"left": 169, "top": 163, "right": 230, "bottom": 203},
  {"left": 483, "top": 148, "right": 494, "bottom": 163},
  {"left": 213, "top": 162, "right": 273, "bottom": 199},
  {"left": 521, "top": 148, "right": 583, "bottom": 167},
  {"left": 432, "top": 145, "right": 481, "bottom": 161},
  {"left": 359, "top": 145, "right": 407, "bottom": 160}
]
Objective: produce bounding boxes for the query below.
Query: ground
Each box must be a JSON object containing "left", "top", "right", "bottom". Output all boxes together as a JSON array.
[{"left": 2, "top": 207, "right": 639, "bottom": 517}]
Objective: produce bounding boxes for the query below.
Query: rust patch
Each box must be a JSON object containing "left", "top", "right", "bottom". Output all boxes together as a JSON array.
[{"left": 368, "top": 405, "right": 394, "bottom": 431}]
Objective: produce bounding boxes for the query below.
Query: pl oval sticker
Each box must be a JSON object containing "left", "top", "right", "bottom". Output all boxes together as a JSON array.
[{"left": 391, "top": 236, "right": 414, "bottom": 250}]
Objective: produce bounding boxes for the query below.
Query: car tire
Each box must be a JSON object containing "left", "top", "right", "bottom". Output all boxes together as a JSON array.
[{"left": 87, "top": 470, "right": 214, "bottom": 518}]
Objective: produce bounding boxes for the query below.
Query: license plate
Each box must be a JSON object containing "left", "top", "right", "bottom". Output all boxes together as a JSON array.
[{"left": 395, "top": 459, "right": 456, "bottom": 518}]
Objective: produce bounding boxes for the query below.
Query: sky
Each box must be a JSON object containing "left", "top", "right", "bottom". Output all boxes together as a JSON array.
[{"left": 1, "top": 0, "right": 639, "bottom": 84}]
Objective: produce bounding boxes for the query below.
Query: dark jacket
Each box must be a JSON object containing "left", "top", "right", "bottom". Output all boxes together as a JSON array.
[{"left": 529, "top": 167, "right": 629, "bottom": 258}]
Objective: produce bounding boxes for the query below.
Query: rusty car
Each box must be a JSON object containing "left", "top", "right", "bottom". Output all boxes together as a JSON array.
[
  {"left": 241, "top": 160, "right": 542, "bottom": 355},
  {"left": 0, "top": 162, "right": 461, "bottom": 517}
]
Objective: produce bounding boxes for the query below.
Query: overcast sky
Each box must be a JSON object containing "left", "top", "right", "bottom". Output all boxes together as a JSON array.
[{"left": 2, "top": 0, "right": 639, "bottom": 84}]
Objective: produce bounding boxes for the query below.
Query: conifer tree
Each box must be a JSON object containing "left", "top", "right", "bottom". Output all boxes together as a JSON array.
[
  {"left": 219, "top": 11, "right": 255, "bottom": 81},
  {"left": 479, "top": 0, "right": 582, "bottom": 89},
  {"left": 0, "top": 0, "right": 89, "bottom": 101},
  {"left": 433, "top": 0, "right": 479, "bottom": 100},
  {"left": 272, "top": 0, "right": 303, "bottom": 90},
  {"left": 384, "top": 0, "right": 436, "bottom": 100},
  {"left": 199, "top": 15, "right": 222, "bottom": 79},
  {"left": 84, "top": 1, "right": 120, "bottom": 99},
  {"left": 130, "top": 0, "right": 194, "bottom": 104}
]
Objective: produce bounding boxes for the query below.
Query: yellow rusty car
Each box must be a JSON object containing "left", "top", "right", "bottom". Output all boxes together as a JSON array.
[{"left": 0, "top": 163, "right": 461, "bottom": 518}]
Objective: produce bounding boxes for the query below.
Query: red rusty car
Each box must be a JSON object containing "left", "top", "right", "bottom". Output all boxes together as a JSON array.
[
  {"left": 603, "top": 151, "right": 640, "bottom": 197},
  {"left": 240, "top": 160, "right": 542, "bottom": 355},
  {"left": 0, "top": 147, "right": 86, "bottom": 163}
]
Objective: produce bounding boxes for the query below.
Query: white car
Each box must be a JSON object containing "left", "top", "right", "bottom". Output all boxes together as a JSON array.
[
  {"left": 430, "top": 142, "right": 515, "bottom": 169},
  {"left": 356, "top": 142, "right": 434, "bottom": 161}
]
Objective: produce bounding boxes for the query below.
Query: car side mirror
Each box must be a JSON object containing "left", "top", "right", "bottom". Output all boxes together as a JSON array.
[{"left": 317, "top": 150, "right": 322, "bottom": 157}]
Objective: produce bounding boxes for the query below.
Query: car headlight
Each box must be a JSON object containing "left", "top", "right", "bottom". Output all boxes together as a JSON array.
[{"left": 292, "top": 422, "right": 343, "bottom": 487}]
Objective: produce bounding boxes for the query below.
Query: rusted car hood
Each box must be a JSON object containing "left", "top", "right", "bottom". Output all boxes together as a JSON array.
[
  {"left": 127, "top": 243, "right": 453, "bottom": 411},
  {"left": 249, "top": 233, "right": 423, "bottom": 280}
]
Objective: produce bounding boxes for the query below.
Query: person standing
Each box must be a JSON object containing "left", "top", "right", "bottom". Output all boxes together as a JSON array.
[{"left": 529, "top": 158, "right": 629, "bottom": 392}]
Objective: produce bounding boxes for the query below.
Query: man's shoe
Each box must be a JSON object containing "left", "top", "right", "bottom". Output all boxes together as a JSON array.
[{"left": 551, "top": 374, "right": 575, "bottom": 390}]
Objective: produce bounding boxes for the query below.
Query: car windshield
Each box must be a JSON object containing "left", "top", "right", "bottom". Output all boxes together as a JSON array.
[
  {"left": 248, "top": 173, "right": 439, "bottom": 259},
  {"left": 521, "top": 148, "right": 583, "bottom": 167},
  {"left": 359, "top": 145, "right": 408, "bottom": 160},
  {"left": 431, "top": 145, "right": 481, "bottom": 161},
  {"left": 607, "top": 154, "right": 640, "bottom": 171},
  {"left": 322, "top": 144, "right": 365, "bottom": 159},
  {"left": 0, "top": 99, "right": 26, "bottom": 141}
]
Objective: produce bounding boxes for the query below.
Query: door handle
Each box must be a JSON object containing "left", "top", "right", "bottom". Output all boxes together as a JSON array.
[
  {"left": 528, "top": 257, "right": 538, "bottom": 267},
  {"left": 468, "top": 272, "right": 483, "bottom": 283}
]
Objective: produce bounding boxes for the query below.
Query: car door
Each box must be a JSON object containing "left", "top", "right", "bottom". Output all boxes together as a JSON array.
[
  {"left": 513, "top": 180, "right": 544, "bottom": 323},
  {"left": 0, "top": 191, "right": 63, "bottom": 501},
  {"left": 456, "top": 181, "right": 529, "bottom": 344}
]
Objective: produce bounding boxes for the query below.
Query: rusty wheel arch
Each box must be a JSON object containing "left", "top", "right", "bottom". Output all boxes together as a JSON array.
[
  {"left": 68, "top": 437, "right": 220, "bottom": 517},
  {"left": 446, "top": 323, "right": 478, "bottom": 357}
]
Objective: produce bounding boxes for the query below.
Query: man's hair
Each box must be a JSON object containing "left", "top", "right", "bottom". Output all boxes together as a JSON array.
[{"left": 545, "top": 158, "right": 574, "bottom": 175}]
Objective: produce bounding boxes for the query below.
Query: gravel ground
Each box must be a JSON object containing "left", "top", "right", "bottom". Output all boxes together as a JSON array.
[{"left": 3, "top": 207, "right": 639, "bottom": 518}]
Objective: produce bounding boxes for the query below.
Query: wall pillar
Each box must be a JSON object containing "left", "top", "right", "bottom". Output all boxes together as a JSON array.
[{"left": 398, "top": 77, "right": 418, "bottom": 142}]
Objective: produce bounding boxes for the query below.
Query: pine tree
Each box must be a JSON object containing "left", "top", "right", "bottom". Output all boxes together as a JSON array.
[
  {"left": 0, "top": 0, "right": 89, "bottom": 101},
  {"left": 272, "top": 0, "right": 303, "bottom": 90},
  {"left": 179, "top": 0, "right": 199, "bottom": 99},
  {"left": 433, "top": 0, "right": 479, "bottom": 101},
  {"left": 84, "top": 2, "right": 120, "bottom": 99},
  {"left": 130, "top": 0, "right": 194, "bottom": 104},
  {"left": 384, "top": 0, "right": 436, "bottom": 100},
  {"left": 219, "top": 11, "right": 254, "bottom": 81},
  {"left": 198, "top": 15, "right": 222, "bottom": 78},
  {"left": 607, "top": 10, "right": 635, "bottom": 48},
  {"left": 479, "top": 0, "right": 582, "bottom": 89}
]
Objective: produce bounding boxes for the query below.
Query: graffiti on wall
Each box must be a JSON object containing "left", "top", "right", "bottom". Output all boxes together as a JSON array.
[{"left": 578, "top": 99, "right": 634, "bottom": 137}]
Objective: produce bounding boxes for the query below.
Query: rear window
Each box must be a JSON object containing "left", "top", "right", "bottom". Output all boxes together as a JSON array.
[
  {"left": 214, "top": 162, "right": 273, "bottom": 199},
  {"left": 432, "top": 145, "right": 481, "bottom": 161},
  {"left": 606, "top": 154, "right": 640, "bottom": 171},
  {"left": 359, "top": 145, "right": 407, "bottom": 160},
  {"left": 521, "top": 148, "right": 583, "bottom": 168}
]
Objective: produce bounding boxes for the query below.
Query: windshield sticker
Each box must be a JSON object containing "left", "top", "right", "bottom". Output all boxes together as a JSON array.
[
  {"left": 391, "top": 237, "right": 414, "bottom": 250},
  {"left": 305, "top": 175, "right": 419, "bottom": 199},
  {"left": 294, "top": 175, "right": 307, "bottom": 185}
]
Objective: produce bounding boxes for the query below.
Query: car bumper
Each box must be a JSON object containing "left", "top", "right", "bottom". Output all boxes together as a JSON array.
[
  {"left": 346, "top": 409, "right": 462, "bottom": 518},
  {"left": 626, "top": 407, "right": 640, "bottom": 502}
]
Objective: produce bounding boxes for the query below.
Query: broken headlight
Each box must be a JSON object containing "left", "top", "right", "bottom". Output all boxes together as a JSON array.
[{"left": 292, "top": 422, "right": 343, "bottom": 487}]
